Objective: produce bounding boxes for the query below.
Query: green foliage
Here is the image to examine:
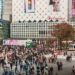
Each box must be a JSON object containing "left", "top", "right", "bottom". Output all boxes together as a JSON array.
[
  {"left": 51, "top": 23, "right": 75, "bottom": 49},
  {"left": 51, "top": 23, "right": 75, "bottom": 40}
]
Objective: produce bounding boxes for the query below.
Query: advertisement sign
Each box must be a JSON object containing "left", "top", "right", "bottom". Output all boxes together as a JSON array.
[
  {"left": 49, "top": 0, "right": 60, "bottom": 12},
  {"left": 0, "top": 0, "right": 3, "bottom": 19},
  {"left": 72, "top": 0, "right": 75, "bottom": 18},
  {"left": 0, "top": 20, "right": 2, "bottom": 29},
  {"left": 24, "top": 0, "right": 35, "bottom": 13},
  {"left": 69, "top": 0, "right": 72, "bottom": 19},
  {"left": 3, "top": 40, "right": 32, "bottom": 46},
  {"left": 69, "top": 0, "right": 75, "bottom": 19}
]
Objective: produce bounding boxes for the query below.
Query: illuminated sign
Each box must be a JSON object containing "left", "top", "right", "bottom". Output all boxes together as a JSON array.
[{"left": 0, "top": 20, "right": 2, "bottom": 29}]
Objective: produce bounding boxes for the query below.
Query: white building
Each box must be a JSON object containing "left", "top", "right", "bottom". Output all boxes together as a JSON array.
[
  {"left": 2, "top": 0, "right": 12, "bottom": 21},
  {"left": 2, "top": 0, "right": 75, "bottom": 39},
  {"left": 12, "top": 0, "right": 68, "bottom": 22}
]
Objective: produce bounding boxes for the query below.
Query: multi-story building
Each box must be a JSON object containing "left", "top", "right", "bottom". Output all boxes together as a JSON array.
[
  {"left": 1, "top": 0, "right": 75, "bottom": 40},
  {"left": 0, "top": 0, "right": 11, "bottom": 41},
  {"left": 3, "top": 0, "right": 12, "bottom": 21},
  {"left": 10, "top": 0, "right": 75, "bottom": 39}
]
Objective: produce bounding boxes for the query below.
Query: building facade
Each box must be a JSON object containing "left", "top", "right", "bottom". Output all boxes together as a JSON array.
[
  {"left": 9, "top": 0, "right": 75, "bottom": 39},
  {"left": 0, "top": 0, "right": 11, "bottom": 40},
  {"left": 10, "top": 21, "right": 75, "bottom": 39},
  {"left": 0, "top": 20, "right": 10, "bottom": 39},
  {"left": 12, "top": 0, "right": 68, "bottom": 22},
  {"left": 3, "top": 0, "right": 12, "bottom": 21}
]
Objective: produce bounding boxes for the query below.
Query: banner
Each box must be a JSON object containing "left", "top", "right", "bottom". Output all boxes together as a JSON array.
[
  {"left": 3, "top": 40, "right": 32, "bottom": 46},
  {"left": 49, "top": 0, "right": 60, "bottom": 12},
  {"left": 24, "top": 0, "right": 35, "bottom": 13}
]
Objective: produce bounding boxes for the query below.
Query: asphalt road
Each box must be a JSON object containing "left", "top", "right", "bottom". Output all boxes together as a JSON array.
[
  {"left": 0, "top": 60, "right": 75, "bottom": 75},
  {"left": 48, "top": 59, "right": 75, "bottom": 75}
]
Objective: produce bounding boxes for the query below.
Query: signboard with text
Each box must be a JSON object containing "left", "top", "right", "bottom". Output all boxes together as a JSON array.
[{"left": 3, "top": 40, "right": 32, "bottom": 46}]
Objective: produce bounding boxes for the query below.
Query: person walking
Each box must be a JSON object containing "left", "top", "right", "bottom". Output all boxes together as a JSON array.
[
  {"left": 37, "top": 66, "right": 40, "bottom": 75},
  {"left": 57, "top": 61, "right": 60, "bottom": 71},
  {"left": 15, "top": 66, "right": 17, "bottom": 74},
  {"left": 56, "top": 73, "right": 58, "bottom": 75},
  {"left": 48, "top": 67, "right": 51, "bottom": 75},
  {"left": 10, "top": 62, "right": 13, "bottom": 70},
  {"left": 40, "top": 65, "right": 44, "bottom": 75},
  {"left": 60, "top": 62, "right": 63, "bottom": 70},
  {"left": 72, "top": 65, "right": 75, "bottom": 73},
  {"left": 50, "top": 66, "right": 53, "bottom": 75}
]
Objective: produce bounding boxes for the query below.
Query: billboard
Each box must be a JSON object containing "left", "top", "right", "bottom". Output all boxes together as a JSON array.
[
  {"left": 0, "top": 20, "right": 2, "bottom": 29},
  {"left": 69, "top": 0, "right": 75, "bottom": 19},
  {"left": 12, "top": 0, "right": 67, "bottom": 22},
  {"left": 24, "top": 0, "right": 35, "bottom": 13},
  {"left": 0, "top": 0, "right": 3, "bottom": 19},
  {"left": 3, "top": 40, "right": 32, "bottom": 46},
  {"left": 69, "top": 0, "right": 72, "bottom": 19},
  {"left": 72, "top": 0, "right": 75, "bottom": 18},
  {"left": 49, "top": 0, "right": 60, "bottom": 12}
]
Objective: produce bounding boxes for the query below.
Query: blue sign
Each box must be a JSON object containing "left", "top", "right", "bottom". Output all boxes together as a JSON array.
[{"left": 0, "top": 20, "right": 2, "bottom": 28}]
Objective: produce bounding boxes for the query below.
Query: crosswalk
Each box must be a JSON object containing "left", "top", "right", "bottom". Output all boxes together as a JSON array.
[{"left": 0, "top": 59, "right": 75, "bottom": 75}]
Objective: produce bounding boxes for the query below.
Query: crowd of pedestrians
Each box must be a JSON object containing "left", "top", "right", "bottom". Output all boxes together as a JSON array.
[{"left": 0, "top": 45, "right": 75, "bottom": 75}]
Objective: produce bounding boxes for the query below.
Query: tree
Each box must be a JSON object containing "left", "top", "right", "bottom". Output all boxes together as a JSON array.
[{"left": 51, "top": 23, "right": 75, "bottom": 49}]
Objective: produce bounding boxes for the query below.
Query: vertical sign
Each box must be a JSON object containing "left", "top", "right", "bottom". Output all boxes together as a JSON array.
[
  {"left": 24, "top": 0, "right": 35, "bottom": 13},
  {"left": 28, "top": 0, "right": 32, "bottom": 10},
  {"left": 0, "top": 20, "right": 2, "bottom": 29},
  {"left": 69, "top": 0, "right": 72, "bottom": 19},
  {"left": 72, "top": 0, "right": 75, "bottom": 18},
  {"left": 0, "top": 0, "right": 3, "bottom": 19},
  {"left": 69, "top": 0, "right": 75, "bottom": 19}
]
